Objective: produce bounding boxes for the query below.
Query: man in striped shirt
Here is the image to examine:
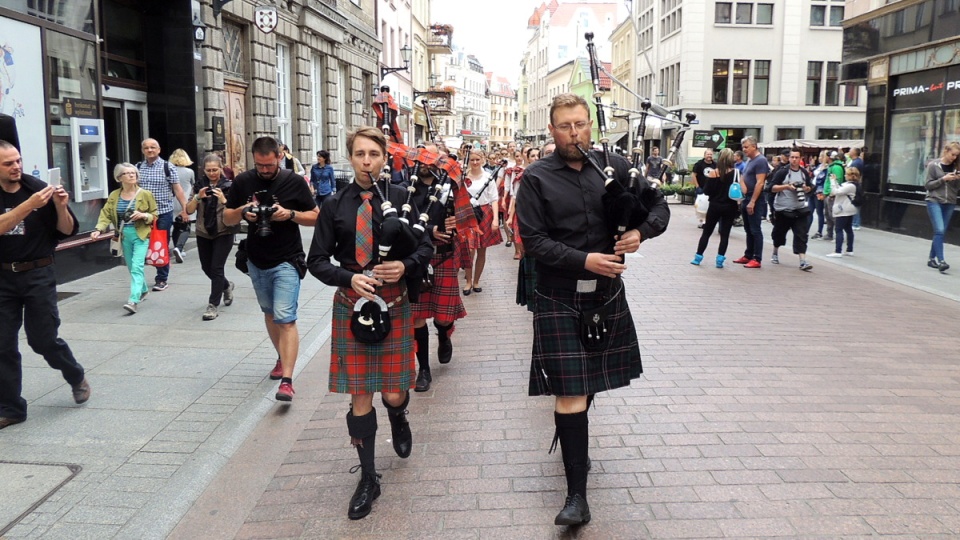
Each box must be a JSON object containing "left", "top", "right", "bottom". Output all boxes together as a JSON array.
[{"left": 137, "top": 138, "right": 189, "bottom": 291}]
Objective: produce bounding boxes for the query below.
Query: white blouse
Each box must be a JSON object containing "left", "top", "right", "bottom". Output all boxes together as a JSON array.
[{"left": 466, "top": 171, "right": 499, "bottom": 207}]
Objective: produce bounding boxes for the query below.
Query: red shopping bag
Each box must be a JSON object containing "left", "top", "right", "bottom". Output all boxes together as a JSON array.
[{"left": 145, "top": 222, "right": 169, "bottom": 267}]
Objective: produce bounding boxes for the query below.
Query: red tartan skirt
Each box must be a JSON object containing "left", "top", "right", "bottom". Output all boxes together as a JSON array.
[
  {"left": 411, "top": 249, "right": 467, "bottom": 324},
  {"left": 465, "top": 204, "right": 502, "bottom": 250},
  {"left": 329, "top": 281, "right": 415, "bottom": 394}
]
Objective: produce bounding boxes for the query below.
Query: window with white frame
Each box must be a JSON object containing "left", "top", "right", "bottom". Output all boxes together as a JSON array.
[
  {"left": 276, "top": 42, "right": 292, "bottom": 148},
  {"left": 310, "top": 54, "right": 324, "bottom": 152},
  {"left": 810, "top": 0, "right": 844, "bottom": 26},
  {"left": 337, "top": 63, "right": 348, "bottom": 157}
]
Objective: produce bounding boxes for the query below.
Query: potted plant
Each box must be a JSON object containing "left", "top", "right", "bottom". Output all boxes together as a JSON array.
[
  {"left": 659, "top": 183, "right": 678, "bottom": 198},
  {"left": 677, "top": 183, "right": 697, "bottom": 204}
]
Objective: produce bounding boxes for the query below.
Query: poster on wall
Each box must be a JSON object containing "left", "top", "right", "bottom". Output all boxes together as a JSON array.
[{"left": 0, "top": 18, "right": 47, "bottom": 179}]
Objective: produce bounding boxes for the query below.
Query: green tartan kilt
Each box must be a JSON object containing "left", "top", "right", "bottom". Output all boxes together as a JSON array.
[
  {"left": 330, "top": 281, "right": 416, "bottom": 394},
  {"left": 528, "top": 283, "right": 642, "bottom": 397}
]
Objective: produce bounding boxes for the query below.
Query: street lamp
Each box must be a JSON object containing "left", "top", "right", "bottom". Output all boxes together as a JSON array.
[
  {"left": 381, "top": 44, "right": 412, "bottom": 80},
  {"left": 428, "top": 74, "right": 438, "bottom": 87}
]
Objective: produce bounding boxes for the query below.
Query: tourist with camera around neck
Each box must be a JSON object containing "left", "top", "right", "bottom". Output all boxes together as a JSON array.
[
  {"left": 224, "top": 136, "right": 318, "bottom": 402},
  {"left": 765, "top": 149, "right": 815, "bottom": 271},
  {"left": 185, "top": 154, "right": 241, "bottom": 321}
]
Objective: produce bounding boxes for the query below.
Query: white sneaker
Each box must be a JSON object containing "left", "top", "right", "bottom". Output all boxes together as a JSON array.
[
  {"left": 123, "top": 302, "right": 137, "bottom": 314},
  {"left": 853, "top": 226, "right": 861, "bottom": 231},
  {"left": 844, "top": 251, "right": 855, "bottom": 256},
  {"left": 173, "top": 248, "right": 184, "bottom": 263},
  {"left": 825, "top": 252, "right": 843, "bottom": 258}
]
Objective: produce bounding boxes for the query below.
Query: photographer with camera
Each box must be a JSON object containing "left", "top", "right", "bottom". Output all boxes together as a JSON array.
[
  {"left": 765, "top": 149, "right": 814, "bottom": 271},
  {"left": 224, "top": 137, "right": 319, "bottom": 402}
]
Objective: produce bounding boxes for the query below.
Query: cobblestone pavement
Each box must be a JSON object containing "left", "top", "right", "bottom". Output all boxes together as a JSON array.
[{"left": 190, "top": 204, "right": 960, "bottom": 539}]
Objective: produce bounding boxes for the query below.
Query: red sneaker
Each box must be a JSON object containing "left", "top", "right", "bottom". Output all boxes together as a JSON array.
[
  {"left": 745, "top": 259, "right": 762, "bottom": 269},
  {"left": 269, "top": 359, "right": 283, "bottom": 380},
  {"left": 732, "top": 256, "right": 750, "bottom": 264},
  {"left": 276, "top": 381, "right": 295, "bottom": 402}
]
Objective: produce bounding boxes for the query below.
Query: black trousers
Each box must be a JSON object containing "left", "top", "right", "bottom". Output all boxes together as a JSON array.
[
  {"left": 197, "top": 234, "right": 235, "bottom": 306},
  {"left": 771, "top": 210, "right": 810, "bottom": 255},
  {"left": 0, "top": 265, "right": 84, "bottom": 420},
  {"left": 696, "top": 202, "right": 739, "bottom": 256}
]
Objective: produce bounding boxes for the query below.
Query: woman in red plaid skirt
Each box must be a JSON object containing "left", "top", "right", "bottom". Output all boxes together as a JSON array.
[
  {"left": 307, "top": 127, "right": 433, "bottom": 521},
  {"left": 462, "top": 152, "right": 502, "bottom": 295}
]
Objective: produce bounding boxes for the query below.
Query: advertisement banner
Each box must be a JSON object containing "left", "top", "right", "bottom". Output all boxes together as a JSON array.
[{"left": 0, "top": 18, "right": 47, "bottom": 177}]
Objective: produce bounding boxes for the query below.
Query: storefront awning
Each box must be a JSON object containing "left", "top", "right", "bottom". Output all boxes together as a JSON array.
[{"left": 761, "top": 138, "right": 864, "bottom": 150}]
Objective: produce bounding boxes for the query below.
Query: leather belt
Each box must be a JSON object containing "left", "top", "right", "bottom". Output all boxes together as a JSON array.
[
  {"left": 0, "top": 256, "right": 54, "bottom": 273},
  {"left": 537, "top": 273, "right": 620, "bottom": 293}
]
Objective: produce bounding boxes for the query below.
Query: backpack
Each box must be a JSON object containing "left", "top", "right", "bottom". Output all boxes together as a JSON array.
[
  {"left": 137, "top": 160, "right": 173, "bottom": 179},
  {"left": 851, "top": 182, "right": 864, "bottom": 208}
]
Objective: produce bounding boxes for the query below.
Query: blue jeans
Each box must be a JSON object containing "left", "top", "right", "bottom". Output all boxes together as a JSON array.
[
  {"left": 121, "top": 227, "right": 149, "bottom": 304},
  {"left": 835, "top": 215, "right": 854, "bottom": 254},
  {"left": 247, "top": 261, "right": 301, "bottom": 324},
  {"left": 154, "top": 210, "right": 173, "bottom": 283},
  {"left": 926, "top": 201, "right": 956, "bottom": 262},
  {"left": 852, "top": 209, "right": 861, "bottom": 228},
  {"left": 740, "top": 197, "right": 766, "bottom": 262}
]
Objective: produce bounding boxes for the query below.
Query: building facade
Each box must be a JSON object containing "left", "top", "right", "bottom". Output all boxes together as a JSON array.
[
  {"left": 0, "top": 0, "right": 381, "bottom": 282},
  {"left": 842, "top": 0, "right": 960, "bottom": 242},
  {"left": 486, "top": 74, "right": 518, "bottom": 147}
]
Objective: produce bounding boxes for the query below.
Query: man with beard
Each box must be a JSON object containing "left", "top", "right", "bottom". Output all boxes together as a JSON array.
[
  {"left": 224, "top": 137, "right": 319, "bottom": 401},
  {"left": 691, "top": 149, "right": 716, "bottom": 228},
  {"left": 517, "top": 93, "right": 669, "bottom": 526}
]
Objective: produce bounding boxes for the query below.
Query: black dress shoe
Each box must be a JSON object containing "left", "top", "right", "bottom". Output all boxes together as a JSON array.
[
  {"left": 414, "top": 369, "right": 432, "bottom": 392},
  {"left": 347, "top": 472, "right": 382, "bottom": 520},
  {"left": 554, "top": 493, "right": 591, "bottom": 526},
  {"left": 472, "top": 287, "right": 482, "bottom": 293},
  {"left": 0, "top": 416, "right": 25, "bottom": 430},
  {"left": 437, "top": 339, "right": 453, "bottom": 364},
  {"left": 388, "top": 409, "right": 413, "bottom": 458},
  {"left": 462, "top": 288, "right": 471, "bottom": 296}
]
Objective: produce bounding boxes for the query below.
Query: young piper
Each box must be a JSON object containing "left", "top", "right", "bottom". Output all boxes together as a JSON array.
[{"left": 307, "top": 127, "right": 432, "bottom": 520}]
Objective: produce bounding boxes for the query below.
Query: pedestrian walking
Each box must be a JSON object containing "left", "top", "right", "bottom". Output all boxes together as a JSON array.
[
  {"left": 517, "top": 93, "right": 669, "bottom": 526},
  {"left": 137, "top": 138, "right": 190, "bottom": 292},
  {"left": 307, "top": 126, "right": 432, "bottom": 520},
  {"left": 463, "top": 151, "right": 501, "bottom": 294},
  {"left": 691, "top": 148, "right": 741, "bottom": 268},
  {"left": 0, "top": 139, "right": 89, "bottom": 429},
  {"left": 169, "top": 148, "right": 196, "bottom": 263},
  {"left": 924, "top": 141, "right": 960, "bottom": 273},
  {"left": 186, "top": 154, "right": 240, "bottom": 320},
  {"left": 90, "top": 163, "right": 159, "bottom": 313},
  {"left": 310, "top": 149, "right": 336, "bottom": 208}
]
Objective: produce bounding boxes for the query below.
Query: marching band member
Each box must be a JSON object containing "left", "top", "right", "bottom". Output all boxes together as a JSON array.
[
  {"left": 462, "top": 151, "right": 501, "bottom": 295},
  {"left": 307, "top": 126, "right": 432, "bottom": 520}
]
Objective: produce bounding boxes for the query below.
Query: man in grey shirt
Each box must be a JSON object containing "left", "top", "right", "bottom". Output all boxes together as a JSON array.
[{"left": 767, "top": 149, "right": 814, "bottom": 271}]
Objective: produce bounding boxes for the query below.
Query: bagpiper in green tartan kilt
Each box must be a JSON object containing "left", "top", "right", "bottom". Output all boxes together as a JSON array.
[{"left": 528, "top": 282, "right": 642, "bottom": 397}]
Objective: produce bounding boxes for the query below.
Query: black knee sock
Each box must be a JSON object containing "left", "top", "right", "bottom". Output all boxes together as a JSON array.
[
  {"left": 434, "top": 321, "right": 452, "bottom": 343},
  {"left": 414, "top": 326, "right": 430, "bottom": 372},
  {"left": 346, "top": 408, "right": 377, "bottom": 475},
  {"left": 381, "top": 392, "right": 410, "bottom": 419},
  {"left": 555, "top": 410, "right": 589, "bottom": 499},
  {"left": 281, "top": 377, "right": 292, "bottom": 385}
]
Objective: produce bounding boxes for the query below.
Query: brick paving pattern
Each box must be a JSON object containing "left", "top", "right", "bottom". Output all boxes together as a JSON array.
[{"left": 235, "top": 205, "right": 960, "bottom": 539}]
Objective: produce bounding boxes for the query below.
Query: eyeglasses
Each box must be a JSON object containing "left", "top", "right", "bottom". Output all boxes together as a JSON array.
[
  {"left": 553, "top": 121, "right": 590, "bottom": 133},
  {"left": 121, "top": 171, "right": 137, "bottom": 176}
]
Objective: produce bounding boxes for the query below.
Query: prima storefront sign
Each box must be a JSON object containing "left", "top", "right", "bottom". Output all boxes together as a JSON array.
[{"left": 891, "top": 67, "right": 960, "bottom": 109}]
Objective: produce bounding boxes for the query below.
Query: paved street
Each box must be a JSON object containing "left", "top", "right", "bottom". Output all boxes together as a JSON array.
[{"left": 4, "top": 202, "right": 960, "bottom": 539}]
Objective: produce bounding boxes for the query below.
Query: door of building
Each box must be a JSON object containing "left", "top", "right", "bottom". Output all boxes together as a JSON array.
[
  {"left": 224, "top": 82, "right": 247, "bottom": 173},
  {"left": 104, "top": 99, "right": 148, "bottom": 190}
]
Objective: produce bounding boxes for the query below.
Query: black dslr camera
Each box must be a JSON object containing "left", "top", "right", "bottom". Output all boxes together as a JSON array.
[
  {"left": 248, "top": 189, "right": 277, "bottom": 237},
  {"left": 793, "top": 180, "right": 807, "bottom": 204}
]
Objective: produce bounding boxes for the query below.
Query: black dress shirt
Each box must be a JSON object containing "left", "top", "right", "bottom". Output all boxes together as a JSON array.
[
  {"left": 308, "top": 179, "right": 433, "bottom": 290},
  {"left": 516, "top": 150, "right": 669, "bottom": 281}
]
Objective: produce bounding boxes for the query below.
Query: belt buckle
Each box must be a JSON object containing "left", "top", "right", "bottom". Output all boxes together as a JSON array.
[
  {"left": 10, "top": 262, "right": 22, "bottom": 272},
  {"left": 576, "top": 279, "right": 597, "bottom": 293}
]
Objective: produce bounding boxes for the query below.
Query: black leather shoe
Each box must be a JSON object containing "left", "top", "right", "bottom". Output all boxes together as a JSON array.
[
  {"left": 347, "top": 472, "right": 381, "bottom": 520},
  {"left": 388, "top": 409, "right": 413, "bottom": 458},
  {"left": 437, "top": 339, "right": 453, "bottom": 364},
  {"left": 414, "top": 369, "right": 432, "bottom": 392},
  {"left": 554, "top": 493, "right": 591, "bottom": 526}
]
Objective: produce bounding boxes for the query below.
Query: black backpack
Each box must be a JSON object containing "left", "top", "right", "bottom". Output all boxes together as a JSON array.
[{"left": 851, "top": 182, "right": 864, "bottom": 208}]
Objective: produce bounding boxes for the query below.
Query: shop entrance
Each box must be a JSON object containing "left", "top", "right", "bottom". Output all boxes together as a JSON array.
[{"left": 104, "top": 98, "right": 147, "bottom": 190}]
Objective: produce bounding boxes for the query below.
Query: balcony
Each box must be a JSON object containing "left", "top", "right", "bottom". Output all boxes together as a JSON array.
[{"left": 426, "top": 23, "right": 453, "bottom": 54}]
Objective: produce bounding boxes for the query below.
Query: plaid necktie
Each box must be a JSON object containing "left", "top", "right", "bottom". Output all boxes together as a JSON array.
[{"left": 356, "top": 191, "right": 374, "bottom": 267}]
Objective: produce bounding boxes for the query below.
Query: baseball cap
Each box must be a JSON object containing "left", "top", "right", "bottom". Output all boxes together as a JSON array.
[{"left": 829, "top": 151, "right": 839, "bottom": 159}]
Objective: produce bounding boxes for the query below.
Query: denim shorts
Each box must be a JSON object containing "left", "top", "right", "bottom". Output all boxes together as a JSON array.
[{"left": 247, "top": 261, "right": 301, "bottom": 323}]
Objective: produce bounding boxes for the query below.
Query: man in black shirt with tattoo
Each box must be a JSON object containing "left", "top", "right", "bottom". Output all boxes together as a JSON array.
[
  {"left": 517, "top": 93, "right": 669, "bottom": 526},
  {"left": 0, "top": 139, "right": 88, "bottom": 429},
  {"left": 224, "top": 137, "right": 318, "bottom": 402}
]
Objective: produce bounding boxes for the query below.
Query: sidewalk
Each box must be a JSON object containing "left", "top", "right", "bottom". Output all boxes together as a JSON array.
[{"left": 4, "top": 205, "right": 960, "bottom": 538}]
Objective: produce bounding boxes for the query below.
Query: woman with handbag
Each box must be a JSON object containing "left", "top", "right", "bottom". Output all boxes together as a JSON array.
[
  {"left": 462, "top": 151, "right": 501, "bottom": 295},
  {"left": 691, "top": 149, "right": 742, "bottom": 268},
  {"left": 186, "top": 154, "right": 241, "bottom": 320},
  {"left": 90, "top": 163, "right": 158, "bottom": 314},
  {"left": 307, "top": 126, "right": 432, "bottom": 521}
]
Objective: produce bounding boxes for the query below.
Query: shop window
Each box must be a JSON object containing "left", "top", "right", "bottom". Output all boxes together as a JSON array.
[
  {"left": 886, "top": 111, "right": 939, "bottom": 188},
  {"left": 713, "top": 127, "right": 761, "bottom": 152},
  {"left": 753, "top": 60, "right": 770, "bottom": 105}
]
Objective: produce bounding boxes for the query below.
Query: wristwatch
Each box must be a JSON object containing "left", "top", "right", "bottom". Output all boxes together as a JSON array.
[{"left": 289, "top": 210, "right": 296, "bottom": 221}]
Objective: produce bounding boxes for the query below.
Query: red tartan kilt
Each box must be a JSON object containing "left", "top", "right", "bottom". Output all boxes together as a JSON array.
[
  {"left": 511, "top": 212, "right": 523, "bottom": 249},
  {"left": 411, "top": 252, "right": 466, "bottom": 324},
  {"left": 454, "top": 236, "right": 472, "bottom": 269},
  {"left": 329, "top": 280, "right": 415, "bottom": 394},
  {"left": 465, "top": 204, "right": 502, "bottom": 249}
]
